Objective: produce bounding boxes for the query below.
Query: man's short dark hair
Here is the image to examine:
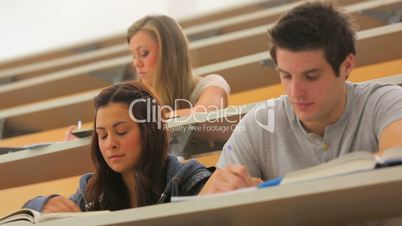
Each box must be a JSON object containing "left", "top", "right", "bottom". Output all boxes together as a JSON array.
[{"left": 268, "top": 2, "right": 356, "bottom": 76}]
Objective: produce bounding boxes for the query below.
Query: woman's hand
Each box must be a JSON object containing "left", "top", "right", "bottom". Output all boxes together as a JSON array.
[
  {"left": 43, "top": 196, "right": 81, "bottom": 213},
  {"left": 64, "top": 125, "right": 78, "bottom": 141}
]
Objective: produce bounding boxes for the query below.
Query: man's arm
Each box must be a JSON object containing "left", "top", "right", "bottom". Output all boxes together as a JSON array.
[
  {"left": 378, "top": 119, "right": 402, "bottom": 154},
  {"left": 199, "top": 165, "right": 261, "bottom": 195},
  {"left": 199, "top": 101, "right": 269, "bottom": 195}
]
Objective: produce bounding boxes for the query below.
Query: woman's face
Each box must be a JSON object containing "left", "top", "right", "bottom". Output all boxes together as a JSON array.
[
  {"left": 129, "top": 30, "right": 159, "bottom": 87},
  {"left": 95, "top": 102, "right": 142, "bottom": 176}
]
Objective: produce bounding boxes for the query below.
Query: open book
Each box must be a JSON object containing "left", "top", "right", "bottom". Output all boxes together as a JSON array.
[
  {"left": 172, "top": 146, "right": 402, "bottom": 202},
  {"left": 0, "top": 208, "right": 109, "bottom": 225},
  {"left": 280, "top": 146, "right": 402, "bottom": 185}
]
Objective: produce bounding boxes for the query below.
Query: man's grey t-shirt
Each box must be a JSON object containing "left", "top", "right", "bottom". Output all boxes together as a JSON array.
[{"left": 217, "top": 82, "right": 402, "bottom": 180}]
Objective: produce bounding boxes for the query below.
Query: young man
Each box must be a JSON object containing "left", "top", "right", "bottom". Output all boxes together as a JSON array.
[{"left": 201, "top": 1, "right": 402, "bottom": 202}]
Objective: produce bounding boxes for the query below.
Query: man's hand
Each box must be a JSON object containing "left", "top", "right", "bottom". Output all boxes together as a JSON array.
[
  {"left": 42, "top": 196, "right": 80, "bottom": 213},
  {"left": 199, "top": 165, "right": 262, "bottom": 195}
]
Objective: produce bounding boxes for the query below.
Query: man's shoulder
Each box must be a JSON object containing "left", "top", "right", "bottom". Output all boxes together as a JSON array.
[
  {"left": 348, "top": 81, "right": 401, "bottom": 93},
  {"left": 347, "top": 81, "right": 402, "bottom": 104}
]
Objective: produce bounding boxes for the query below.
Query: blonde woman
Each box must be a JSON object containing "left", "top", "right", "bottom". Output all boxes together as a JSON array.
[
  {"left": 65, "top": 14, "right": 230, "bottom": 140},
  {"left": 127, "top": 14, "right": 230, "bottom": 115}
]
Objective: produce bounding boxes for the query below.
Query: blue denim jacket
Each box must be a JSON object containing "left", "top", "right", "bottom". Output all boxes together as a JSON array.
[{"left": 24, "top": 155, "right": 211, "bottom": 211}]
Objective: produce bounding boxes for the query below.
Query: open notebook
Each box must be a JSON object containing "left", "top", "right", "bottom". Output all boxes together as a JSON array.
[
  {"left": 172, "top": 146, "right": 402, "bottom": 202},
  {"left": 279, "top": 146, "right": 402, "bottom": 185},
  {"left": 0, "top": 208, "right": 109, "bottom": 225}
]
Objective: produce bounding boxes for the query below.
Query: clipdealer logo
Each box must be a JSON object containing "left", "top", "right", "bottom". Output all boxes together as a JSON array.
[
  {"left": 128, "top": 98, "right": 242, "bottom": 131},
  {"left": 128, "top": 97, "right": 274, "bottom": 133},
  {"left": 253, "top": 99, "right": 275, "bottom": 133}
]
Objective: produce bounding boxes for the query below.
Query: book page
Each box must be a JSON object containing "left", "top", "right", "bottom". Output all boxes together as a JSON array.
[
  {"left": 0, "top": 209, "right": 109, "bottom": 225},
  {"left": 282, "top": 151, "right": 376, "bottom": 185},
  {"left": 376, "top": 146, "right": 402, "bottom": 165},
  {"left": 0, "top": 208, "right": 39, "bottom": 224},
  {"left": 38, "top": 210, "right": 110, "bottom": 223}
]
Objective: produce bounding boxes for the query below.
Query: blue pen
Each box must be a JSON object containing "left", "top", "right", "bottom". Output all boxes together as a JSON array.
[{"left": 258, "top": 177, "right": 283, "bottom": 188}]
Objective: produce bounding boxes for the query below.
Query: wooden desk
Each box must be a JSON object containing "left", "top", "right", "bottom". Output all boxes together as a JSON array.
[
  {"left": 2, "top": 73, "right": 401, "bottom": 189},
  {"left": 35, "top": 165, "right": 402, "bottom": 226},
  {"left": 194, "top": 22, "right": 402, "bottom": 93},
  {"left": 229, "top": 58, "right": 402, "bottom": 106},
  {"left": 1, "top": 23, "right": 401, "bottom": 138},
  {"left": 0, "top": 0, "right": 271, "bottom": 73},
  {"left": 168, "top": 101, "right": 260, "bottom": 158},
  {"left": 190, "top": 0, "right": 400, "bottom": 66},
  {"left": 0, "top": 138, "right": 92, "bottom": 189},
  {"left": 0, "top": 0, "right": 288, "bottom": 81},
  {"left": 1, "top": 58, "right": 400, "bottom": 147},
  {"left": 0, "top": 100, "right": 260, "bottom": 189},
  {"left": 0, "top": 0, "right": 388, "bottom": 82},
  {"left": 1, "top": 0, "right": 400, "bottom": 110},
  {"left": 0, "top": 151, "right": 220, "bottom": 217}
]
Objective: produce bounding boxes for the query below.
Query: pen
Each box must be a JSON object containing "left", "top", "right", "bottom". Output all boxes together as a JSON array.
[
  {"left": 257, "top": 177, "right": 282, "bottom": 188},
  {"left": 77, "top": 120, "right": 82, "bottom": 130},
  {"left": 157, "top": 193, "right": 167, "bottom": 203}
]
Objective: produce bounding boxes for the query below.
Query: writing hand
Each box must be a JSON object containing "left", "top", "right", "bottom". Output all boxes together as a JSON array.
[{"left": 199, "top": 164, "right": 262, "bottom": 195}]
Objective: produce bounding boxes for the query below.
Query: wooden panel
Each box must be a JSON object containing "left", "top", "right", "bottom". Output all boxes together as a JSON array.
[
  {"left": 0, "top": 138, "right": 93, "bottom": 189},
  {"left": 10, "top": 166, "right": 402, "bottom": 226},
  {"left": 229, "top": 58, "right": 402, "bottom": 106},
  {"left": 0, "top": 175, "right": 80, "bottom": 217},
  {"left": 0, "top": 0, "right": 392, "bottom": 84}
]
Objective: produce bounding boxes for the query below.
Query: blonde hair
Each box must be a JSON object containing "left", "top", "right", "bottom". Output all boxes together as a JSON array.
[{"left": 127, "top": 15, "right": 199, "bottom": 109}]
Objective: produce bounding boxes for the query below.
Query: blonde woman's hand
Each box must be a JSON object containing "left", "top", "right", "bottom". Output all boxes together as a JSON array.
[{"left": 64, "top": 125, "right": 78, "bottom": 141}]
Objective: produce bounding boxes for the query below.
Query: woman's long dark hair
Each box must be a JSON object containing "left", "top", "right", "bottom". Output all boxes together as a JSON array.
[{"left": 86, "top": 81, "right": 168, "bottom": 210}]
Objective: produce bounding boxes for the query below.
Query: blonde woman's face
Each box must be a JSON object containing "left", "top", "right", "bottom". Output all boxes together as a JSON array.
[{"left": 129, "top": 30, "right": 159, "bottom": 87}]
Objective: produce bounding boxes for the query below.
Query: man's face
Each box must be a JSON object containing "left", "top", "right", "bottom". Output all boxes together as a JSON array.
[{"left": 276, "top": 48, "right": 351, "bottom": 127}]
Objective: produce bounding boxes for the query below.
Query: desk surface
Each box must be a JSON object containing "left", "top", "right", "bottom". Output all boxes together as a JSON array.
[
  {"left": 0, "top": 100, "right": 259, "bottom": 189},
  {"left": 35, "top": 165, "right": 402, "bottom": 226},
  {"left": 2, "top": 22, "right": 401, "bottom": 139},
  {"left": 1, "top": 0, "right": 400, "bottom": 110},
  {"left": 0, "top": 138, "right": 92, "bottom": 189},
  {"left": 1, "top": 0, "right": 379, "bottom": 80},
  {"left": 1, "top": 72, "right": 401, "bottom": 188}
]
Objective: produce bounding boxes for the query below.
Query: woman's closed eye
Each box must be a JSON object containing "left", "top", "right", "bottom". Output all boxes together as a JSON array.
[
  {"left": 131, "top": 51, "right": 148, "bottom": 61},
  {"left": 116, "top": 131, "right": 128, "bottom": 136},
  {"left": 97, "top": 131, "right": 126, "bottom": 140},
  {"left": 115, "top": 125, "right": 130, "bottom": 136},
  {"left": 140, "top": 50, "right": 149, "bottom": 58},
  {"left": 97, "top": 132, "right": 108, "bottom": 140}
]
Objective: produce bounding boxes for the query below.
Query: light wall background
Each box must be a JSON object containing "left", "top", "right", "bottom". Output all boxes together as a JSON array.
[{"left": 0, "top": 0, "right": 262, "bottom": 62}]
